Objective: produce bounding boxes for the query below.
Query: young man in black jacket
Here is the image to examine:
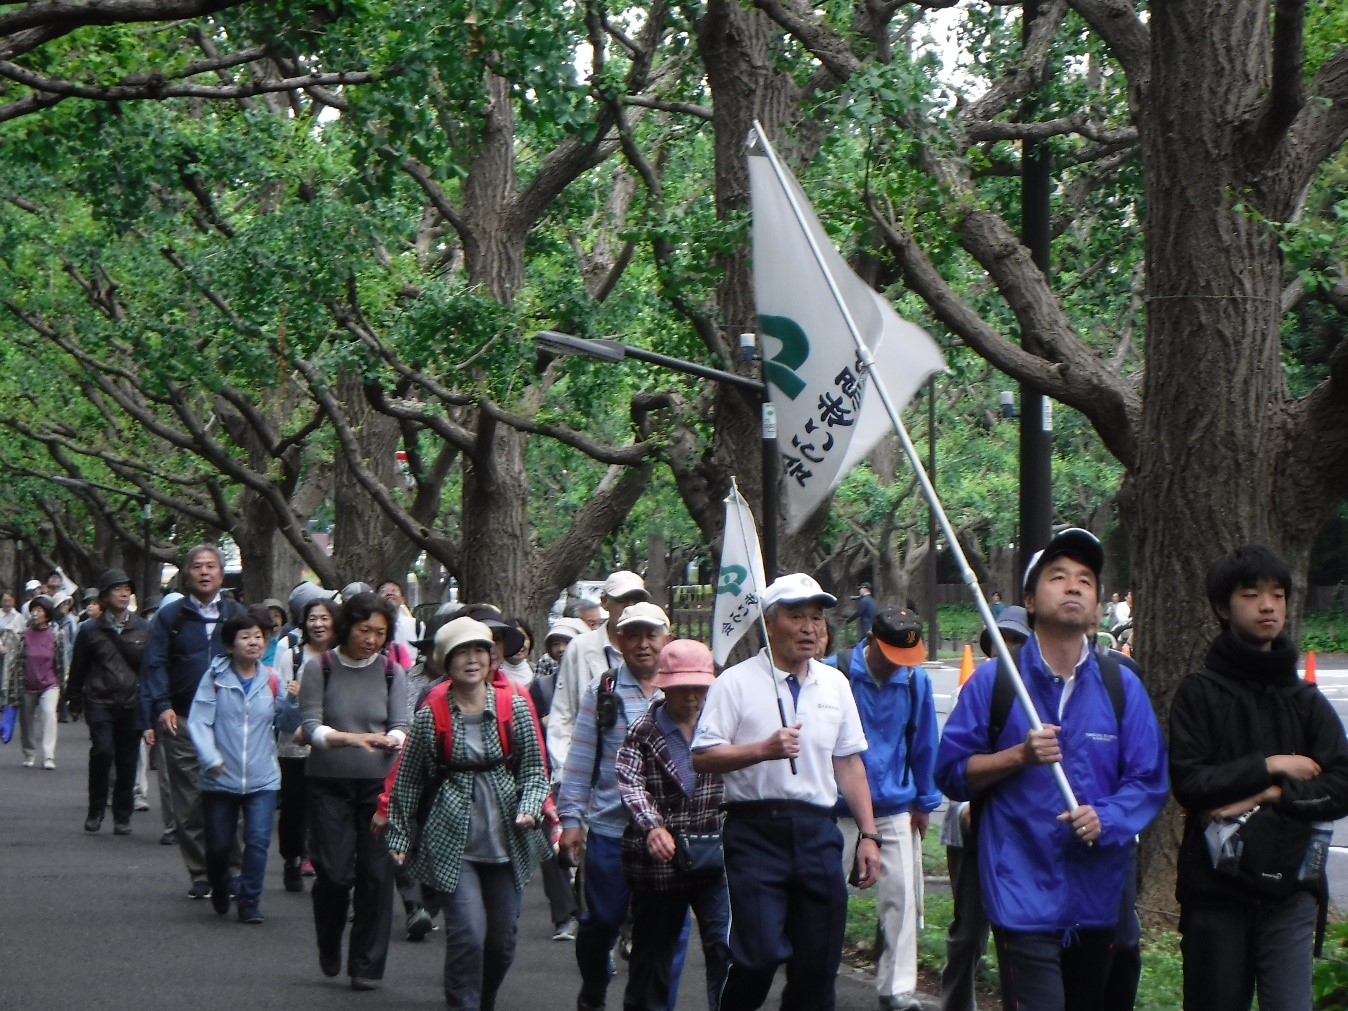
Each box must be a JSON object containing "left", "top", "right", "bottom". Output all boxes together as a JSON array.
[
  {"left": 1170, "top": 544, "right": 1348, "bottom": 1010},
  {"left": 68, "top": 569, "right": 153, "bottom": 835}
]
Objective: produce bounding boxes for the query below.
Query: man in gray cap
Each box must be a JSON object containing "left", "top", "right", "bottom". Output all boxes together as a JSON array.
[
  {"left": 68, "top": 569, "right": 153, "bottom": 835},
  {"left": 547, "top": 570, "right": 650, "bottom": 773}
]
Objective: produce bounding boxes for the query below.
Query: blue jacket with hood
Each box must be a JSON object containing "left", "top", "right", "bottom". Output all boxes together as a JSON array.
[
  {"left": 934, "top": 634, "right": 1169, "bottom": 933},
  {"left": 187, "top": 655, "right": 300, "bottom": 794}
]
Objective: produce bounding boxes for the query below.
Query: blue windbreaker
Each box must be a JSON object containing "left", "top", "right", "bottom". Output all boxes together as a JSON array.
[
  {"left": 934, "top": 635, "right": 1168, "bottom": 933},
  {"left": 187, "top": 655, "right": 300, "bottom": 795},
  {"left": 834, "top": 648, "right": 942, "bottom": 818}
]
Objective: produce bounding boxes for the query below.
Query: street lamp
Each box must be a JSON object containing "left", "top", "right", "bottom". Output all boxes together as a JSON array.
[{"left": 533, "top": 331, "right": 778, "bottom": 576}]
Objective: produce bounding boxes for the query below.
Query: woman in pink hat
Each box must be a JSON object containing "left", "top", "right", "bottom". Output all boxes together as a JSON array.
[{"left": 615, "top": 639, "right": 730, "bottom": 1010}]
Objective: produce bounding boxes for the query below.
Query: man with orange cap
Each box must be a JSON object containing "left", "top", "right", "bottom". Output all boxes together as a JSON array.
[{"left": 836, "top": 607, "right": 941, "bottom": 1011}]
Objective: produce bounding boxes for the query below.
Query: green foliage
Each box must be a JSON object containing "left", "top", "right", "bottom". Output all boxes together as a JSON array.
[
  {"left": 1314, "top": 919, "right": 1348, "bottom": 1007},
  {"left": 1303, "top": 611, "right": 1348, "bottom": 654}
]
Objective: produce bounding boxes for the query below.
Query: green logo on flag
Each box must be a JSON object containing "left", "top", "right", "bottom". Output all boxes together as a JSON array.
[
  {"left": 717, "top": 565, "right": 748, "bottom": 596},
  {"left": 758, "top": 315, "right": 809, "bottom": 400}
]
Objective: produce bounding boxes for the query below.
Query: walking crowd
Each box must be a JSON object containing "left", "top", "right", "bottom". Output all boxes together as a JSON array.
[{"left": 1, "top": 528, "right": 1345, "bottom": 1011}]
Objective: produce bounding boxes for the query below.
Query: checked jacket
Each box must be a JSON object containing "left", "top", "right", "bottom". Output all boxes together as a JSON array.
[{"left": 615, "top": 699, "right": 724, "bottom": 891}]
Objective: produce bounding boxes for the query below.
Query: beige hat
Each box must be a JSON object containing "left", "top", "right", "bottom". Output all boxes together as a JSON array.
[
  {"left": 603, "top": 570, "right": 649, "bottom": 602},
  {"left": 653, "top": 640, "right": 715, "bottom": 690},
  {"left": 433, "top": 617, "right": 496, "bottom": 667},
  {"left": 614, "top": 601, "right": 670, "bottom": 632}
]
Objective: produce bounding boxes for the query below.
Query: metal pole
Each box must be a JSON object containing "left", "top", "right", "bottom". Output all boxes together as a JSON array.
[
  {"left": 761, "top": 400, "right": 779, "bottom": 580},
  {"left": 926, "top": 378, "right": 941, "bottom": 653},
  {"left": 751, "top": 122, "right": 1080, "bottom": 814},
  {"left": 1018, "top": 0, "right": 1054, "bottom": 592}
]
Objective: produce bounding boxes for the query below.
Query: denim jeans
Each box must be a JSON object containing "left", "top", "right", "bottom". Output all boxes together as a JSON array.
[
  {"left": 438, "top": 861, "right": 522, "bottom": 1011},
  {"left": 991, "top": 926, "right": 1115, "bottom": 1011},
  {"left": 202, "top": 788, "right": 278, "bottom": 902},
  {"left": 626, "top": 877, "right": 730, "bottom": 1011}
]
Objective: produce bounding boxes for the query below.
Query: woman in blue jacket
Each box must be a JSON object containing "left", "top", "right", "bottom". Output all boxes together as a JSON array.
[{"left": 188, "top": 611, "right": 300, "bottom": 924}]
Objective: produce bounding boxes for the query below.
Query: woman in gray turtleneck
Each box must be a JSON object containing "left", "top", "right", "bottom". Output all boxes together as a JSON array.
[{"left": 299, "top": 591, "right": 410, "bottom": 992}]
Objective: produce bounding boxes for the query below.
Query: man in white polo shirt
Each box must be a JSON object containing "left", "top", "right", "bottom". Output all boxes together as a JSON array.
[{"left": 693, "top": 573, "right": 882, "bottom": 1010}]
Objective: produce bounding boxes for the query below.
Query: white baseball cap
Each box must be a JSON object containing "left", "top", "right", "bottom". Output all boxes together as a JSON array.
[
  {"left": 761, "top": 573, "right": 837, "bottom": 610},
  {"left": 603, "top": 570, "right": 649, "bottom": 601},
  {"left": 614, "top": 601, "right": 671, "bottom": 631}
]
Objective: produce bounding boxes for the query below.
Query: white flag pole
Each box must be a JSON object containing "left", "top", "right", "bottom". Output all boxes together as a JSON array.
[
  {"left": 750, "top": 122, "right": 1080, "bottom": 815},
  {"left": 726, "top": 476, "right": 797, "bottom": 776}
]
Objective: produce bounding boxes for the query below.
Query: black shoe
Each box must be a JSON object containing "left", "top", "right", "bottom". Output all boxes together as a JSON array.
[
  {"left": 159, "top": 829, "right": 177, "bottom": 846},
  {"left": 211, "top": 888, "right": 230, "bottom": 916},
  {"left": 113, "top": 821, "right": 131, "bottom": 836},
  {"left": 319, "top": 950, "right": 342, "bottom": 978},
  {"left": 187, "top": 880, "right": 211, "bottom": 900},
  {"left": 283, "top": 859, "right": 303, "bottom": 893},
  {"left": 83, "top": 813, "right": 103, "bottom": 833},
  {"left": 237, "top": 901, "right": 264, "bottom": 924}
]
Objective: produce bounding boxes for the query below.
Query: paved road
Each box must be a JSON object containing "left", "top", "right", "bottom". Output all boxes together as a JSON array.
[{"left": 0, "top": 731, "right": 892, "bottom": 1010}]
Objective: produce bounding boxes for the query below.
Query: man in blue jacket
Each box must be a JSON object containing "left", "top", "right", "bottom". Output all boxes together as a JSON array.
[
  {"left": 138, "top": 544, "right": 246, "bottom": 899},
  {"left": 935, "top": 528, "right": 1168, "bottom": 1011},
  {"left": 836, "top": 606, "right": 941, "bottom": 1011}
]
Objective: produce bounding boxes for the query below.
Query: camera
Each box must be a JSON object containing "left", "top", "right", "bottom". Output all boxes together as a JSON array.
[{"left": 596, "top": 686, "right": 619, "bottom": 732}]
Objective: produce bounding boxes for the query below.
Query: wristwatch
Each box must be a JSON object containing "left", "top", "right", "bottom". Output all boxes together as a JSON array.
[{"left": 859, "top": 831, "right": 883, "bottom": 846}]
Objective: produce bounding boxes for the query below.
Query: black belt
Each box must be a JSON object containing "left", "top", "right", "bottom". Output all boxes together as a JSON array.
[{"left": 721, "top": 800, "right": 835, "bottom": 820}]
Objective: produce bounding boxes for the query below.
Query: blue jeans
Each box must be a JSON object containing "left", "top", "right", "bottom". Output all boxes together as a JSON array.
[
  {"left": 202, "top": 789, "right": 278, "bottom": 902},
  {"left": 436, "top": 862, "right": 521, "bottom": 1011},
  {"left": 626, "top": 877, "right": 730, "bottom": 1011},
  {"left": 991, "top": 926, "right": 1115, "bottom": 1011},
  {"left": 576, "top": 832, "right": 689, "bottom": 1006}
]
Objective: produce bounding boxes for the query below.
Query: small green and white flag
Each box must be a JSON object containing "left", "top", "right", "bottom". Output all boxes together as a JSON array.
[{"left": 712, "top": 478, "right": 767, "bottom": 666}]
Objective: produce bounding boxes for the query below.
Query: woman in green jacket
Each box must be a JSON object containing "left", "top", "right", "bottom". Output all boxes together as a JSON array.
[{"left": 385, "top": 616, "right": 550, "bottom": 1011}]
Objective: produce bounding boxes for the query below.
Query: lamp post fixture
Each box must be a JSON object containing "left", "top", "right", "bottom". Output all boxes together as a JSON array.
[{"left": 533, "top": 331, "right": 778, "bottom": 577}]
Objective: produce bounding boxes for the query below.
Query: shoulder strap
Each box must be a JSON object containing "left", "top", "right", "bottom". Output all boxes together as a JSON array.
[
  {"left": 1095, "top": 650, "right": 1126, "bottom": 729},
  {"left": 836, "top": 646, "right": 853, "bottom": 675},
  {"left": 988, "top": 663, "right": 1018, "bottom": 752},
  {"left": 269, "top": 673, "right": 280, "bottom": 698},
  {"left": 320, "top": 649, "right": 334, "bottom": 687},
  {"left": 426, "top": 682, "right": 453, "bottom": 774},
  {"left": 493, "top": 683, "right": 515, "bottom": 763},
  {"left": 901, "top": 668, "right": 919, "bottom": 787}
]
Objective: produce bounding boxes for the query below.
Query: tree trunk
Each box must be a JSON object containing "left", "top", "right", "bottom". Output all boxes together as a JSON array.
[
  {"left": 1130, "top": 4, "right": 1321, "bottom": 920},
  {"left": 331, "top": 369, "right": 413, "bottom": 586},
  {"left": 460, "top": 419, "right": 529, "bottom": 613}
]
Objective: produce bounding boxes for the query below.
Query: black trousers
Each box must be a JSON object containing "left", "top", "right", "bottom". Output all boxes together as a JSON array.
[
  {"left": 992, "top": 926, "right": 1115, "bottom": 1011},
  {"left": 277, "top": 756, "right": 307, "bottom": 862},
  {"left": 85, "top": 702, "right": 140, "bottom": 823},
  {"left": 719, "top": 810, "right": 847, "bottom": 1010},
  {"left": 307, "top": 777, "right": 395, "bottom": 980}
]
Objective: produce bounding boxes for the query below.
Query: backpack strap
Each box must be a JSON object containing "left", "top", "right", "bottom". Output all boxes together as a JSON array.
[{"left": 591, "top": 669, "right": 620, "bottom": 788}]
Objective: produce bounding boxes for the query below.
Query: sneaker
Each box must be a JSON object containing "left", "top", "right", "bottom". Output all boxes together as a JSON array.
[
  {"left": 21, "top": 758, "right": 34, "bottom": 768},
  {"left": 113, "top": 821, "right": 132, "bottom": 836},
  {"left": 879, "top": 995, "right": 924, "bottom": 1011},
  {"left": 405, "top": 905, "right": 434, "bottom": 941},
  {"left": 300, "top": 860, "right": 315, "bottom": 877},
  {"left": 283, "top": 859, "right": 304, "bottom": 893},
  {"left": 84, "top": 813, "right": 104, "bottom": 833},
  {"left": 237, "top": 901, "right": 264, "bottom": 924},
  {"left": 350, "top": 977, "right": 380, "bottom": 992},
  {"left": 553, "top": 917, "right": 578, "bottom": 941},
  {"left": 42, "top": 759, "right": 55, "bottom": 770},
  {"left": 134, "top": 798, "right": 151, "bottom": 812},
  {"left": 159, "top": 829, "right": 177, "bottom": 846},
  {"left": 187, "top": 880, "right": 211, "bottom": 900}
]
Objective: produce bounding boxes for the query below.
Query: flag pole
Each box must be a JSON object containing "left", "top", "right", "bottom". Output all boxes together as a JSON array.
[
  {"left": 728, "top": 476, "right": 798, "bottom": 776},
  {"left": 750, "top": 122, "right": 1080, "bottom": 815}
]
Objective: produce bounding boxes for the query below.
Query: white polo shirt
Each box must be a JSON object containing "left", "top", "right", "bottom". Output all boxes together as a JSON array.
[{"left": 692, "top": 649, "right": 867, "bottom": 807}]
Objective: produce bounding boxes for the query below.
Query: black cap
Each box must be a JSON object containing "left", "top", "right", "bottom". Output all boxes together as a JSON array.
[
  {"left": 871, "top": 608, "right": 926, "bottom": 665},
  {"left": 98, "top": 568, "right": 135, "bottom": 595},
  {"left": 1022, "top": 528, "right": 1104, "bottom": 594},
  {"left": 456, "top": 604, "right": 525, "bottom": 657}
]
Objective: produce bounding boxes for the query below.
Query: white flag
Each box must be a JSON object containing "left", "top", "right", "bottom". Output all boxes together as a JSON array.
[
  {"left": 712, "top": 481, "right": 767, "bottom": 666},
  {"left": 749, "top": 139, "right": 946, "bottom": 533}
]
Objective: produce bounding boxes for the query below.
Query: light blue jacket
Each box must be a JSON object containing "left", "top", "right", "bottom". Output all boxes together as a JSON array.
[{"left": 187, "top": 655, "right": 300, "bottom": 795}]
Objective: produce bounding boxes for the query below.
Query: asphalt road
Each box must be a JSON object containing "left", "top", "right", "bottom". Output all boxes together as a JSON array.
[{"left": 0, "top": 730, "right": 891, "bottom": 1010}]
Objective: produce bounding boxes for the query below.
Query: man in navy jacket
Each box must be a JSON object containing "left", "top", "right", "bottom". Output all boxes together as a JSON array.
[
  {"left": 138, "top": 545, "right": 245, "bottom": 899},
  {"left": 935, "top": 528, "right": 1168, "bottom": 1011}
]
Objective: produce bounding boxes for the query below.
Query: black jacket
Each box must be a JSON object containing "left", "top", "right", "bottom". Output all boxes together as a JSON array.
[
  {"left": 68, "top": 611, "right": 153, "bottom": 710},
  {"left": 1169, "top": 629, "right": 1348, "bottom": 907}
]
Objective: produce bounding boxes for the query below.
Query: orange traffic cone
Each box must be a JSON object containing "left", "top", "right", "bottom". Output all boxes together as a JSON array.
[
  {"left": 1120, "top": 643, "right": 1131, "bottom": 657},
  {"left": 959, "top": 644, "right": 975, "bottom": 686},
  {"left": 1305, "top": 651, "right": 1317, "bottom": 684}
]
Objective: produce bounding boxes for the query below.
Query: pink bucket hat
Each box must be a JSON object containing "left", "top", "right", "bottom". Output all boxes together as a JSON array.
[{"left": 654, "top": 639, "right": 715, "bottom": 690}]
